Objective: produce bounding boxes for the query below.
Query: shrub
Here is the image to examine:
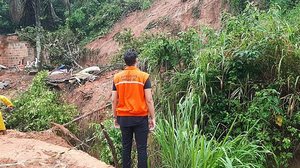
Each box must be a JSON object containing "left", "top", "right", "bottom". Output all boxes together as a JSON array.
[
  {"left": 117, "top": 3, "right": 300, "bottom": 167},
  {"left": 17, "top": 26, "right": 85, "bottom": 67},
  {"left": 90, "top": 119, "right": 122, "bottom": 166},
  {"left": 66, "top": 0, "right": 154, "bottom": 42},
  {"left": 6, "top": 71, "right": 77, "bottom": 131}
]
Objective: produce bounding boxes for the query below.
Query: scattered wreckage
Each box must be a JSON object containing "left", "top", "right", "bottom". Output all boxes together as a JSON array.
[
  {"left": 0, "top": 81, "right": 10, "bottom": 90},
  {"left": 46, "top": 64, "right": 122, "bottom": 89},
  {"left": 0, "top": 64, "right": 123, "bottom": 90},
  {"left": 0, "top": 65, "right": 9, "bottom": 89},
  {"left": 46, "top": 66, "right": 100, "bottom": 88}
]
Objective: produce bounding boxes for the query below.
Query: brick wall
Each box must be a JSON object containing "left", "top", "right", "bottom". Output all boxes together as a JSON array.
[{"left": 0, "top": 35, "right": 35, "bottom": 68}]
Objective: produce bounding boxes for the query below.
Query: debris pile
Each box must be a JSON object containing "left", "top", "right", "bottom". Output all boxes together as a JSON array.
[
  {"left": 0, "top": 80, "right": 9, "bottom": 89},
  {"left": 46, "top": 64, "right": 122, "bottom": 90}
]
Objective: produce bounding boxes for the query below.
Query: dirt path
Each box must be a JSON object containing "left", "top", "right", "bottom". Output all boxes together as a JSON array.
[
  {"left": 0, "top": 132, "right": 113, "bottom": 168},
  {"left": 86, "top": 0, "right": 224, "bottom": 65}
]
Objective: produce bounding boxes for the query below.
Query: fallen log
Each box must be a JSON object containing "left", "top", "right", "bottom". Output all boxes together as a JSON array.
[
  {"left": 63, "top": 103, "right": 111, "bottom": 127},
  {"left": 51, "top": 122, "right": 90, "bottom": 149}
]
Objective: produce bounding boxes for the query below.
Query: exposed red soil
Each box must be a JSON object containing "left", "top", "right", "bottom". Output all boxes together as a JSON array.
[
  {"left": 0, "top": 131, "right": 113, "bottom": 168},
  {"left": 62, "top": 70, "right": 118, "bottom": 125},
  {"left": 0, "top": 71, "right": 34, "bottom": 99},
  {"left": 86, "top": 0, "right": 224, "bottom": 65},
  {"left": 5, "top": 130, "right": 71, "bottom": 148},
  {"left": 0, "top": 71, "right": 115, "bottom": 167},
  {"left": 0, "top": 1, "right": 225, "bottom": 167}
]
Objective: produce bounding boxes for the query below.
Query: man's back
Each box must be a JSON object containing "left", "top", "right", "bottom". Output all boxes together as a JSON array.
[
  {"left": 111, "top": 49, "right": 155, "bottom": 168},
  {"left": 113, "top": 66, "right": 150, "bottom": 117}
]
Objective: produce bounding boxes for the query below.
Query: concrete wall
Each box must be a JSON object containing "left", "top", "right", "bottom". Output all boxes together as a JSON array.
[{"left": 0, "top": 35, "right": 35, "bottom": 68}]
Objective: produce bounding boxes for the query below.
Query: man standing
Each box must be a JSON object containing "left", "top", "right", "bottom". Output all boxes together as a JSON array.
[{"left": 112, "top": 49, "right": 155, "bottom": 168}]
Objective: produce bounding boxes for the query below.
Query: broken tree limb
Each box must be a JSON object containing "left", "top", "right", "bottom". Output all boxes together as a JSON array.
[
  {"left": 51, "top": 122, "right": 90, "bottom": 149},
  {"left": 66, "top": 43, "right": 83, "bottom": 70},
  {"left": 100, "top": 123, "right": 120, "bottom": 168},
  {"left": 63, "top": 103, "right": 111, "bottom": 127}
]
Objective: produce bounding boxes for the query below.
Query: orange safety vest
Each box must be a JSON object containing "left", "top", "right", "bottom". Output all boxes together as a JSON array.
[{"left": 113, "top": 66, "right": 150, "bottom": 117}]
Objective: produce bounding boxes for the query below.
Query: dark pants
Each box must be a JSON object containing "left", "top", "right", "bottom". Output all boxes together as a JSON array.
[{"left": 120, "top": 120, "right": 148, "bottom": 168}]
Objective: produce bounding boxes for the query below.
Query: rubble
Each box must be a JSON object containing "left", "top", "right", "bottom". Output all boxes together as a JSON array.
[
  {"left": 0, "top": 81, "right": 9, "bottom": 89},
  {"left": 0, "top": 64, "right": 7, "bottom": 69},
  {"left": 46, "top": 64, "right": 123, "bottom": 89}
]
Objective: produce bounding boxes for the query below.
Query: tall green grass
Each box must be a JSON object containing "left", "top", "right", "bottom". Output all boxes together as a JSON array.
[{"left": 154, "top": 95, "right": 270, "bottom": 168}]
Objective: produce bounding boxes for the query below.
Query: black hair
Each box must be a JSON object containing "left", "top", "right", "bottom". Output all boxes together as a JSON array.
[{"left": 123, "top": 49, "right": 138, "bottom": 66}]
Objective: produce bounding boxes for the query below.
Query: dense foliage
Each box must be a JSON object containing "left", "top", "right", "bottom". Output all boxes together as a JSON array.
[
  {"left": 228, "top": 0, "right": 300, "bottom": 13},
  {"left": 0, "top": 0, "right": 153, "bottom": 40},
  {"left": 66, "top": 0, "right": 153, "bottom": 42},
  {"left": 0, "top": 0, "right": 15, "bottom": 34},
  {"left": 1, "top": 0, "right": 154, "bottom": 66},
  {"left": 2, "top": 0, "right": 300, "bottom": 167},
  {"left": 6, "top": 71, "right": 78, "bottom": 131},
  {"left": 17, "top": 26, "right": 84, "bottom": 67},
  {"left": 91, "top": 120, "right": 122, "bottom": 165},
  {"left": 115, "top": 4, "right": 300, "bottom": 167}
]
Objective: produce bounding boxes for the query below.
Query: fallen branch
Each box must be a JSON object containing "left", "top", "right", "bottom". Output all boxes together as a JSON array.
[
  {"left": 66, "top": 43, "right": 83, "bottom": 70},
  {"left": 63, "top": 103, "right": 111, "bottom": 127},
  {"left": 51, "top": 122, "right": 90, "bottom": 149},
  {"left": 101, "top": 123, "right": 120, "bottom": 168}
]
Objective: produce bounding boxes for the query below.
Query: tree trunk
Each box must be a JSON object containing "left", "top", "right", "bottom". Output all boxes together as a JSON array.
[{"left": 34, "top": 0, "right": 42, "bottom": 70}]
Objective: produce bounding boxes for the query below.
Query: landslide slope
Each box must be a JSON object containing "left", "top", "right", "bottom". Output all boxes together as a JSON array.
[{"left": 86, "top": 0, "right": 224, "bottom": 65}]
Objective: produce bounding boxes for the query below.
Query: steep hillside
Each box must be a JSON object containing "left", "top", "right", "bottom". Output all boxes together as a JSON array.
[{"left": 86, "top": 0, "right": 225, "bottom": 65}]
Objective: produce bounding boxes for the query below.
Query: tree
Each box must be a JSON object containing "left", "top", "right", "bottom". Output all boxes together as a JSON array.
[
  {"left": 0, "top": 0, "right": 15, "bottom": 34},
  {"left": 9, "top": 0, "right": 70, "bottom": 70}
]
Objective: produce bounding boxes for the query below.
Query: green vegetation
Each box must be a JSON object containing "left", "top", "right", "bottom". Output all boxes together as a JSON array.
[
  {"left": 228, "top": 0, "right": 300, "bottom": 14},
  {"left": 17, "top": 26, "right": 84, "bottom": 67},
  {"left": 115, "top": 3, "right": 300, "bottom": 167},
  {"left": 0, "top": 0, "right": 154, "bottom": 67},
  {"left": 6, "top": 71, "right": 78, "bottom": 131},
  {"left": 155, "top": 95, "right": 269, "bottom": 168},
  {"left": 2, "top": 0, "right": 300, "bottom": 167},
  {"left": 0, "top": 0, "right": 15, "bottom": 34},
  {"left": 0, "top": 0, "right": 153, "bottom": 41},
  {"left": 67, "top": 0, "right": 153, "bottom": 42},
  {"left": 91, "top": 119, "right": 122, "bottom": 165}
]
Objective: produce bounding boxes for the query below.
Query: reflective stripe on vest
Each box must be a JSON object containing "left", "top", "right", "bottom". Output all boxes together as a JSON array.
[{"left": 113, "top": 66, "right": 150, "bottom": 116}]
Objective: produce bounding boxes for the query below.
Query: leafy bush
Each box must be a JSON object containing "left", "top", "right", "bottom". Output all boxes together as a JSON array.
[
  {"left": 90, "top": 119, "right": 122, "bottom": 166},
  {"left": 6, "top": 71, "right": 77, "bottom": 131},
  {"left": 239, "top": 89, "right": 300, "bottom": 167},
  {"left": 227, "top": 0, "right": 300, "bottom": 14},
  {"left": 117, "top": 3, "right": 300, "bottom": 167},
  {"left": 0, "top": 0, "right": 16, "bottom": 34},
  {"left": 66, "top": 0, "right": 154, "bottom": 42},
  {"left": 17, "top": 26, "right": 85, "bottom": 67}
]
